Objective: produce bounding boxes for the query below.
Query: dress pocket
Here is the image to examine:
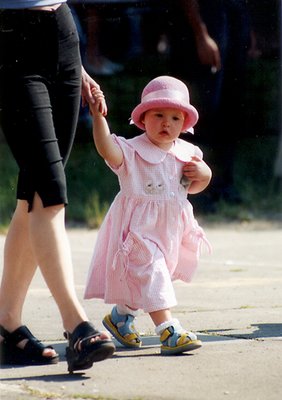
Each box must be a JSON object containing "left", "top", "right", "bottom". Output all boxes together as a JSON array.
[{"left": 113, "top": 232, "right": 154, "bottom": 277}]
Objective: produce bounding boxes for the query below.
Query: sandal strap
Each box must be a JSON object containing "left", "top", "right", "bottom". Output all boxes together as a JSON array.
[
  {"left": 160, "top": 326, "right": 174, "bottom": 343},
  {"left": 160, "top": 325, "right": 198, "bottom": 347},
  {"left": 112, "top": 307, "right": 140, "bottom": 339},
  {"left": 7, "top": 325, "right": 54, "bottom": 354},
  {"left": 65, "top": 321, "right": 115, "bottom": 372},
  {"left": 0, "top": 325, "right": 10, "bottom": 340},
  {"left": 8, "top": 325, "right": 37, "bottom": 345},
  {"left": 0, "top": 325, "right": 58, "bottom": 364},
  {"left": 123, "top": 332, "right": 140, "bottom": 342},
  {"left": 65, "top": 321, "right": 103, "bottom": 353},
  {"left": 1, "top": 325, "right": 38, "bottom": 346}
]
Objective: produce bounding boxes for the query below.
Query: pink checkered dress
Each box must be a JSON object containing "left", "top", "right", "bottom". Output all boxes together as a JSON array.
[{"left": 84, "top": 133, "right": 210, "bottom": 313}]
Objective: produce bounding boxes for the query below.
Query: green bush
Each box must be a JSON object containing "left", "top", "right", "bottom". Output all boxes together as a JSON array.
[
  {"left": 65, "top": 142, "right": 119, "bottom": 225},
  {"left": 1, "top": 135, "right": 282, "bottom": 229},
  {"left": 0, "top": 143, "right": 18, "bottom": 229}
]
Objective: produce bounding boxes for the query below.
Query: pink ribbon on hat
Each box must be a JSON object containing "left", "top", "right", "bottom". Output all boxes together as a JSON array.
[{"left": 141, "top": 89, "right": 188, "bottom": 103}]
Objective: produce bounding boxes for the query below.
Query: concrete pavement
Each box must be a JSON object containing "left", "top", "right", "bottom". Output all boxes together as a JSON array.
[{"left": 0, "top": 222, "right": 282, "bottom": 400}]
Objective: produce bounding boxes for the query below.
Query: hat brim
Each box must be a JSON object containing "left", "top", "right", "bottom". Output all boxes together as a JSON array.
[{"left": 131, "top": 98, "right": 198, "bottom": 132}]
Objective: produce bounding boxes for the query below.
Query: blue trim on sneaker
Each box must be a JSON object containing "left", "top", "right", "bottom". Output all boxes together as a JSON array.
[{"left": 102, "top": 306, "right": 142, "bottom": 348}]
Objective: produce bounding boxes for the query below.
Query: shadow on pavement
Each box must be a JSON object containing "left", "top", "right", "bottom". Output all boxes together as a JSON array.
[{"left": 202, "top": 323, "right": 282, "bottom": 340}]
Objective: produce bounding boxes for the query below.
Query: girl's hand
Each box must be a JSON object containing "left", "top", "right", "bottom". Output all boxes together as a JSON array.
[
  {"left": 81, "top": 66, "right": 107, "bottom": 116},
  {"left": 89, "top": 87, "right": 106, "bottom": 116},
  {"left": 183, "top": 155, "right": 210, "bottom": 180},
  {"left": 182, "top": 155, "right": 212, "bottom": 194}
]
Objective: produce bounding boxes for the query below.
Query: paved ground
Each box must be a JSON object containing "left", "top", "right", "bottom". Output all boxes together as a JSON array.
[{"left": 0, "top": 222, "right": 282, "bottom": 400}]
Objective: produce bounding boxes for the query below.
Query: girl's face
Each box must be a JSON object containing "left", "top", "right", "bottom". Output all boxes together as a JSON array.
[{"left": 142, "top": 108, "right": 186, "bottom": 150}]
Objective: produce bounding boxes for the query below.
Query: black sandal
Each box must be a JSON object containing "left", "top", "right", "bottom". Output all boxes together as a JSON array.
[
  {"left": 0, "top": 325, "right": 59, "bottom": 366},
  {"left": 64, "top": 321, "right": 116, "bottom": 373}
]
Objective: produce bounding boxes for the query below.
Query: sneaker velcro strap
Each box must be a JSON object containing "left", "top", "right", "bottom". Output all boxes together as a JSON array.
[
  {"left": 177, "top": 333, "right": 191, "bottom": 346},
  {"left": 160, "top": 326, "right": 174, "bottom": 343}
]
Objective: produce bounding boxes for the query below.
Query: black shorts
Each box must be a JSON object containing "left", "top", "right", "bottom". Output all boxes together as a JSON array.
[{"left": 0, "top": 4, "right": 82, "bottom": 211}]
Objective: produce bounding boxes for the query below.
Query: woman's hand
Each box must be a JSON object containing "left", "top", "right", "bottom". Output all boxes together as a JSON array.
[{"left": 81, "top": 66, "right": 107, "bottom": 116}]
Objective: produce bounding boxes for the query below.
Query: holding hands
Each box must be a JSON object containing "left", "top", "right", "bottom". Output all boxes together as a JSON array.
[
  {"left": 88, "top": 87, "right": 107, "bottom": 117},
  {"left": 81, "top": 66, "right": 107, "bottom": 116}
]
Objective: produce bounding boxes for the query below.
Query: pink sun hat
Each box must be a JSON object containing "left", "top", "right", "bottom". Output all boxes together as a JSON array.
[{"left": 131, "top": 75, "right": 199, "bottom": 133}]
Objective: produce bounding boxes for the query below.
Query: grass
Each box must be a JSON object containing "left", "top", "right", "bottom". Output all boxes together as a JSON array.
[
  {"left": 22, "top": 382, "right": 127, "bottom": 400},
  {"left": 0, "top": 142, "right": 18, "bottom": 230}
]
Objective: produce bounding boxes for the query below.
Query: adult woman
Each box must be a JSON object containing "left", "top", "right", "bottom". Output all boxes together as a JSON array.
[{"left": 0, "top": 0, "right": 115, "bottom": 373}]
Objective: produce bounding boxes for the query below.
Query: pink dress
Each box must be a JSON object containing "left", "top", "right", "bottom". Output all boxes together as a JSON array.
[{"left": 84, "top": 133, "right": 210, "bottom": 313}]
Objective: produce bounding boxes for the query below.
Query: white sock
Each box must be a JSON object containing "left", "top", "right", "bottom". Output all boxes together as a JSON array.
[
  {"left": 116, "top": 304, "right": 139, "bottom": 317},
  {"left": 155, "top": 319, "right": 181, "bottom": 335},
  {"left": 155, "top": 319, "right": 197, "bottom": 340}
]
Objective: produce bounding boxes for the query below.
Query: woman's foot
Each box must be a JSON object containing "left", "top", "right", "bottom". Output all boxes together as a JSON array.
[
  {"left": 64, "top": 321, "right": 116, "bottom": 373},
  {"left": 0, "top": 325, "right": 59, "bottom": 366}
]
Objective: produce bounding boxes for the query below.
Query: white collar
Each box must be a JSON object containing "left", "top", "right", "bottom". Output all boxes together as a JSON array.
[{"left": 124, "top": 133, "right": 196, "bottom": 163}]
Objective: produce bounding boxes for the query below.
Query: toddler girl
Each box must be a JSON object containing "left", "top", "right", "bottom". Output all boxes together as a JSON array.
[{"left": 84, "top": 76, "right": 212, "bottom": 355}]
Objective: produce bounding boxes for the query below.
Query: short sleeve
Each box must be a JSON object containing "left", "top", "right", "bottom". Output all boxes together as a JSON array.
[
  {"left": 105, "top": 135, "right": 135, "bottom": 176},
  {"left": 194, "top": 145, "right": 203, "bottom": 159}
]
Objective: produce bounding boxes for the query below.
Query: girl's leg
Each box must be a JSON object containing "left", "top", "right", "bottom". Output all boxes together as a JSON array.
[
  {"left": 149, "top": 309, "right": 202, "bottom": 355},
  {"left": 149, "top": 308, "right": 172, "bottom": 326}
]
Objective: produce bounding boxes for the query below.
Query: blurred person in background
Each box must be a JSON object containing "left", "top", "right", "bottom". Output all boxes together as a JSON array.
[
  {"left": 165, "top": 0, "right": 255, "bottom": 210},
  {"left": 69, "top": 0, "right": 151, "bottom": 76}
]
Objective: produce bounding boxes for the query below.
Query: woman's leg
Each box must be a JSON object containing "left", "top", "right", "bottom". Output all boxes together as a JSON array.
[
  {"left": 29, "top": 193, "right": 87, "bottom": 333},
  {"left": 0, "top": 6, "right": 114, "bottom": 368},
  {"left": 28, "top": 194, "right": 115, "bottom": 371},
  {"left": 0, "top": 195, "right": 86, "bottom": 334},
  {"left": 0, "top": 195, "right": 110, "bottom": 346},
  {"left": 0, "top": 200, "right": 55, "bottom": 357}
]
